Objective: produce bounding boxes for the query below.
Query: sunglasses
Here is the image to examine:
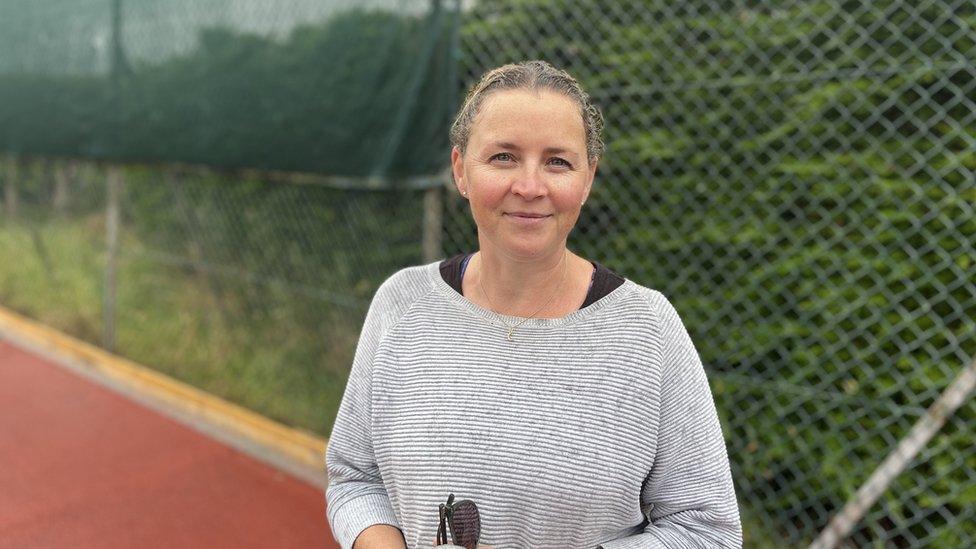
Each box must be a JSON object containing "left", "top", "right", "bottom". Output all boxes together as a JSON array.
[{"left": 436, "top": 493, "right": 481, "bottom": 549}]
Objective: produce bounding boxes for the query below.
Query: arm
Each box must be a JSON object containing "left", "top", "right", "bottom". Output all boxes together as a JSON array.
[
  {"left": 325, "top": 280, "right": 404, "bottom": 549},
  {"left": 600, "top": 292, "right": 742, "bottom": 549},
  {"left": 354, "top": 524, "right": 407, "bottom": 549}
]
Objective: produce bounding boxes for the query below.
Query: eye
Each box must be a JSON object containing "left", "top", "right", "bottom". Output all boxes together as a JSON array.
[
  {"left": 548, "top": 157, "right": 573, "bottom": 169},
  {"left": 490, "top": 152, "right": 515, "bottom": 163}
]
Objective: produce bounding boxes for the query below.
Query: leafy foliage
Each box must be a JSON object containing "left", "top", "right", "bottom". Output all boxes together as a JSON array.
[{"left": 444, "top": 0, "right": 976, "bottom": 545}]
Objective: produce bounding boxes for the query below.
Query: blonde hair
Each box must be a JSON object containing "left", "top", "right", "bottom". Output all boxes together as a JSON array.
[{"left": 450, "top": 60, "right": 605, "bottom": 165}]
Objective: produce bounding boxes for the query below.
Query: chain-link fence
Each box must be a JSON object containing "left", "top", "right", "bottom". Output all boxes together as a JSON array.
[
  {"left": 1, "top": 0, "right": 975, "bottom": 547},
  {"left": 445, "top": 1, "right": 976, "bottom": 546},
  {"left": 0, "top": 158, "right": 432, "bottom": 433}
]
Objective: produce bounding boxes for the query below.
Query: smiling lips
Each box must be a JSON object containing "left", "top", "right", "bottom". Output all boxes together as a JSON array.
[{"left": 504, "top": 212, "right": 552, "bottom": 227}]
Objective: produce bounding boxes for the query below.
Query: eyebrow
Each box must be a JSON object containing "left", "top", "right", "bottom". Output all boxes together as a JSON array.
[{"left": 486, "top": 141, "right": 580, "bottom": 157}]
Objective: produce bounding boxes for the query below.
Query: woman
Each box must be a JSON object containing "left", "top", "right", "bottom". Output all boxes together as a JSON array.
[{"left": 326, "top": 60, "right": 742, "bottom": 549}]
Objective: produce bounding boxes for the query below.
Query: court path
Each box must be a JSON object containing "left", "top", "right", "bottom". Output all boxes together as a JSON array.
[{"left": 0, "top": 338, "right": 338, "bottom": 549}]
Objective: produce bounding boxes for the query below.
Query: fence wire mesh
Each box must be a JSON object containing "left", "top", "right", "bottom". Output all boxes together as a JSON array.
[
  {"left": 0, "top": 159, "right": 426, "bottom": 433},
  {"left": 0, "top": 0, "right": 974, "bottom": 547},
  {"left": 445, "top": 0, "right": 976, "bottom": 546}
]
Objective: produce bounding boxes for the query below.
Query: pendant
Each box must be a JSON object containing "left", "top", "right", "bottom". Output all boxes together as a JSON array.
[{"left": 506, "top": 327, "right": 515, "bottom": 341}]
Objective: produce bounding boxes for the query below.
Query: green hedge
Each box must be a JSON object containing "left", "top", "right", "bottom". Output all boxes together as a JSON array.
[{"left": 452, "top": 0, "right": 976, "bottom": 545}]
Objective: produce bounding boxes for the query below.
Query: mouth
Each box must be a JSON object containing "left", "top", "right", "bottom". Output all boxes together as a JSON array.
[{"left": 505, "top": 212, "right": 552, "bottom": 218}]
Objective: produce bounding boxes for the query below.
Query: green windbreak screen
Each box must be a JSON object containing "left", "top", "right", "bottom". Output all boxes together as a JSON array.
[{"left": 0, "top": 0, "right": 456, "bottom": 180}]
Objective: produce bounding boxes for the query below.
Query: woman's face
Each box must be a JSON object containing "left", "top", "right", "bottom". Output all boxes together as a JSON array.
[{"left": 452, "top": 89, "right": 597, "bottom": 260}]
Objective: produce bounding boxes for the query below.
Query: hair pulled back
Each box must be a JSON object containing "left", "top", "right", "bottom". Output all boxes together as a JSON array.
[{"left": 450, "top": 60, "right": 605, "bottom": 165}]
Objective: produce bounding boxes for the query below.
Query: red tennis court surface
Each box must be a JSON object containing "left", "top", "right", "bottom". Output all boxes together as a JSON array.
[{"left": 0, "top": 338, "right": 338, "bottom": 549}]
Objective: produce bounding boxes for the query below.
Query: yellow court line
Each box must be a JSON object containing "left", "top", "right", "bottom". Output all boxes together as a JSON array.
[{"left": 0, "top": 305, "right": 328, "bottom": 480}]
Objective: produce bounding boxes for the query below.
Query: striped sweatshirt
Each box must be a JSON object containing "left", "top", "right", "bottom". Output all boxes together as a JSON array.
[{"left": 325, "top": 260, "right": 742, "bottom": 549}]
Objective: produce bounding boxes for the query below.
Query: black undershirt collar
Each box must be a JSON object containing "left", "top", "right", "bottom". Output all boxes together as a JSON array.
[{"left": 438, "top": 253, "right": 625, "bottom": 310}]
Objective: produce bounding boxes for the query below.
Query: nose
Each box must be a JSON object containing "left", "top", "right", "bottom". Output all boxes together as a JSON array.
[{"left": 509, "top": 163, "right": 547, "bottom": 200}]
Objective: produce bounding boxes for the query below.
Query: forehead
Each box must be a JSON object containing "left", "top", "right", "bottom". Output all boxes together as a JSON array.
[{"left": 470, "top": 89, "right": 585, "bottom": 148}]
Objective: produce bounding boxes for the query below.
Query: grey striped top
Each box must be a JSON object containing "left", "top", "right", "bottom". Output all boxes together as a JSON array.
[{"left": 325, "top": 260, "right": 742, "bottom": 549}]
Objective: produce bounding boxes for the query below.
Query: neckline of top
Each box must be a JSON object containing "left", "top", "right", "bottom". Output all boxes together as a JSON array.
[{"left": 426, "top": 260, "right": 636, "bottom": 331}]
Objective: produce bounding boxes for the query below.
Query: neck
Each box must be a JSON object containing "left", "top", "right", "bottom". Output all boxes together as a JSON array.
[{"left": 472, "top": 243, "right": 571, "bottom": 318}]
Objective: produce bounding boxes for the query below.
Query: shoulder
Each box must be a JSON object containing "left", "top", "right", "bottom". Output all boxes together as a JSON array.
[
  {"left": 630, "top": 284, "right": 673, "bottom": 314},
  {"left": 617, "top": 280, "right": 688, "bottom": 334},
  {"left": 625, "top": 283, "right": 707, "bottom": 383},
  {"left": 353, "top": 262, "right": 440, "bottom": 360},
  {"left": 344, "top": 263, "right": 440, "bottom": 376},
  {"left": 368, "top": 261, "right": 439, "bottom": 326},
  {"left": 577, "top": 275, "right": 689, "bottom": 344}
]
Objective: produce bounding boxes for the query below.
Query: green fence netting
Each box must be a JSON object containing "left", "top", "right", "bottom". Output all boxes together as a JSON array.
[{"left": 0, "top": 0, "right": 457, "bottom": 179}]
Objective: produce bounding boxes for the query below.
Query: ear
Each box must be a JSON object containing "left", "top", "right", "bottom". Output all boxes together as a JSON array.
[{"left": 451, "top": 146, "right": 467, "bottom": 198}]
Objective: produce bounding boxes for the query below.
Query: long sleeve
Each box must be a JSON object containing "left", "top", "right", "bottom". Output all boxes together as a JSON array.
[
  {"left": 325, "top": 276, "right": 416, "bottom": 549},
  {"left": 600, "top": 292, "right": 742, "bottom": 549}
]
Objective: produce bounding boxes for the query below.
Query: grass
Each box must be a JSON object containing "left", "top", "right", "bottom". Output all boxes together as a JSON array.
[
  {"left": 3, "top": 213, "right": 806, "bottom": 547},
  {"left": 0, "top": 214, "right": 359, "bottom": 436}
]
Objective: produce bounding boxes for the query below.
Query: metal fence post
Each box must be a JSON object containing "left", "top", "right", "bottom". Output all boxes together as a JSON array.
[
  {"left": 423, "top": 185, "right": 443, "bottom": 263},
  {"left": 104, "top": 166, "right": 121, "bottom": 351},
  {"left": 3, "top": 156, "right": 17, "bottom": 220},
  {"left": 809, "top": 356, "right": 976, "bottom": 549},
  {"left": 53, "top": 159, "right": 70, "bottom": 214}
]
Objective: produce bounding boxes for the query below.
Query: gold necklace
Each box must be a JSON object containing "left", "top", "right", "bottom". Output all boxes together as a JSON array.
[{"left": 476, "top": 250, "right": 568, "bottom": 341}]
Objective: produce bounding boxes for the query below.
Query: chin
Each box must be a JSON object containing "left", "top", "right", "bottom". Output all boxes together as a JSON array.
[{"left": 504, "top": 241, "right": 559, "bottom": 259}]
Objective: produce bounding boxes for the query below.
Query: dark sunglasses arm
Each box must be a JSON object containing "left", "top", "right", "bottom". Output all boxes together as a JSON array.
[{"left": 437, "top": 504, "right": 448, "bottom": 545}]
